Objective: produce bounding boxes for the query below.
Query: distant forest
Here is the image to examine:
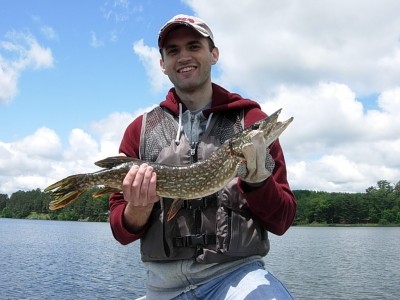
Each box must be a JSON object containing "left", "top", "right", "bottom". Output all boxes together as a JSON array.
[{"left": 1, "top": 180, "right": 399, "bottom": 225}]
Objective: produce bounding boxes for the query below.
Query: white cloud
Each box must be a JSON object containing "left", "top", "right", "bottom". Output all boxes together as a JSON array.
[
  {"left": 0, "top": 60, "right": 18, "bottom": 103},
  {"left": 90, "top": 31, "right": 105, "bottom": 48},
  {"left": 377, "top": 87, "right": 400, "bottom": 112},
  {"left": 97, "top": 0, "right": 144, "bottom": 44},
  {"left": 90, "top": 111, "right": 138, "bottom": 158},
  {"left": 63, "top": 129, "right": 99, "bottom": 161},
  {"left": 0, "top": 109, "right": 151, "bottom": 196},
  {"left": 133, "top": 39, "right": 170, "bottom": 92},
  {"left": 186, "top": 0, "right": 400, "bottom": 96},
  {"left": 0, "top": 129, "right": 101, "bottom": 195},
  {"left": 0, "top": 131, "right": 61, "bottom": 195},
  {"left": 256, "top": 83, "right": 400, "bottom": 192},
  {"left": 40, "top": 26, "right": 58, "bottom": 40},
  {"left": 100, "top": 0, "right": 143, "bottom": 23},
  {"left": 0, "top": 30, "right": 54, "bottom": 103},
  {"left": 14, "top": 127, "right": 62, "bottom": 159}
]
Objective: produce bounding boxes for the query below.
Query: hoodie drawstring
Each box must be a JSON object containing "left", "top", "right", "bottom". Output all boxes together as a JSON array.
[
  {"left": 175, "top": 103, "right": 183, "bottom": 145},
  {"left": 205, "top": 112, "right": 213, "bottom": 130}
]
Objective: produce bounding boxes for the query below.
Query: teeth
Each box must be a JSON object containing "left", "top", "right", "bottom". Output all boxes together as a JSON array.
[{"left": 179, "top": 66, "right": 195, "bottom": 73}]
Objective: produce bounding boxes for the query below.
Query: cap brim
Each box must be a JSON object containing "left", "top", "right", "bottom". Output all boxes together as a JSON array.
[{"left": 158, "top": 22, "right": 209, "bottom": 48}]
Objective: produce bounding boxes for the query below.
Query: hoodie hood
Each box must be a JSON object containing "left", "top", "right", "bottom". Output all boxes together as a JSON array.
[{"left": 159, "top": 83, "right": 261, "bottom": 117}]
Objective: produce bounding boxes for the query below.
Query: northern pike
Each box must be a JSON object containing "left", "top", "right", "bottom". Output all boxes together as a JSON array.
[{"left": 45, "top": 109, "right": 293, "bottom": 220}]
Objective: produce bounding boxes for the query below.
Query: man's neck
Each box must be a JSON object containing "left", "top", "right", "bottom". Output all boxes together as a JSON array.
[{"left": 175, "top": 83, "right": 213, "bottom": 111}]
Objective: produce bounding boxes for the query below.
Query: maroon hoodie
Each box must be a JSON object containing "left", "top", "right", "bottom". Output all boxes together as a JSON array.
[{"left": 109, "top": 83, "right": 296, "bottom": 245}]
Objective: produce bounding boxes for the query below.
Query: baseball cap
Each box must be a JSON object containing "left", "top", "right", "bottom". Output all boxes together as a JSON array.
[{"left": 158, "top": 14, "right": 214, "bottom": 48}]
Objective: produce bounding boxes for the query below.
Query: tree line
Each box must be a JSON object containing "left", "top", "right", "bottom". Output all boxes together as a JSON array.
[
  {"left": 294, "top": 180, "right": 400, "bottom": 225},
  {"left": 1, "top": 180, "right": 399, "bottom": 225},
  {"left": 0, "top": 188, "right": 109, "bottom": 222}
]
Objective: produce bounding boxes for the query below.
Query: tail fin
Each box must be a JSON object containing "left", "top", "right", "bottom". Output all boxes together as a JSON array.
[
  {"left": 48, "top": 190, "right": 85, "bottom": 210},
  {"left": 45, "top": 174, "right": 87, "bottom": 210}
]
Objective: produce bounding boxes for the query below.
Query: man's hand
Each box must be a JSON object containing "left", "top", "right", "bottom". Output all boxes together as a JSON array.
[
  {"left": 239, "top": 130, "right": 275, "bottom": 184},
  {"left": 121, "top": 160, "right": 160, "bottom": 232},
  {"left": 123, "top": 163, "right": 159, "bottom": 206}
]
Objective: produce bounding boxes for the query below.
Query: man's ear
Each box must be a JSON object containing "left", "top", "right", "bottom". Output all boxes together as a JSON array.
[
  {"left": 160, "top": 58, "right": 166, "bottom": 73},
  {"left": 211, "top": 47, "right": 219, "bottom": 65}
]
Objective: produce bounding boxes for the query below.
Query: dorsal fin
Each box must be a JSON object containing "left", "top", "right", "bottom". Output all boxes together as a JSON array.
[{"left": 94, "top": 156, "right": 142, "bottom": 168}]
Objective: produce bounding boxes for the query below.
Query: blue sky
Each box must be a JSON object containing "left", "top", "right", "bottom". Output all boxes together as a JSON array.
[
  {"left": 1, "top": 0, "right": 400, "bottom": 195},
  {"left": 0, "top": 0, "right": 193, "bottom": 143}
]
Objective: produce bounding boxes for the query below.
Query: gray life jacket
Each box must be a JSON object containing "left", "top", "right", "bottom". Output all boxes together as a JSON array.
[{"left": 139, "top": 106, "right": 269, "bottom": 263}]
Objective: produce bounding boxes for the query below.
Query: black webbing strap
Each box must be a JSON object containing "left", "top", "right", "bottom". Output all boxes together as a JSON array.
[
  {"left": 181, "top": 193, "right": 218, "bottom": 210},
  {"left": 173, "top": 234, "right": 216, "bottom": 248}
]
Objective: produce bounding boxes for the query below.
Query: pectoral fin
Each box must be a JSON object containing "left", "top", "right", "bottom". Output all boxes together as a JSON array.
[
  {"left": 92, "top": 186, "right": 121, "bottom": 197},
  {"left": 167, "top": 199, "right": 184, "bottom": 221}
]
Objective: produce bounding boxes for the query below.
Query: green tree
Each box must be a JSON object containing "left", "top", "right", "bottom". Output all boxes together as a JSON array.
[{"left": 0, "top": 194, "right": 8, "bottom": 212}]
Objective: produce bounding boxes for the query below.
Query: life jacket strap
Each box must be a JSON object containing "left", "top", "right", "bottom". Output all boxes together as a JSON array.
[
  {"left": 181, "top": 193, "right": 218, "bottom": 210},
  {"left": 174, "top": 234, "right": 217, "bottom": 247}
]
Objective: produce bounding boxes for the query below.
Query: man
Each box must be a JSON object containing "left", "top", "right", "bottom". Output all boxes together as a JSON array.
[{"left": 109, "top": 14, "right": 296, "bottom": 299}]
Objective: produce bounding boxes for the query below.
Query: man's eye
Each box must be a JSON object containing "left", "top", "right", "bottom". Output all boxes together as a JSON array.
[
  {"left": 190, "top": 44, "right": 200, "bottom": 50},
  {"left": 167, "top": 49, "right": 177, "bottom": 55}
]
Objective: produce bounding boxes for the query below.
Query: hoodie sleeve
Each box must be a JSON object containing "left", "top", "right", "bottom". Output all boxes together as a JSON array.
[
  {"left": 108, "top": 115, "right": 147, "bottom": 245},
  {"left": 237, "top": 108, "right": 296, "bottom": 235}
]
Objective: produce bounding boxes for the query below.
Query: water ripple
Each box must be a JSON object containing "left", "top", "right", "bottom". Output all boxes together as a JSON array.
[{"left": 1, "top": 219, "right": 399, "bottom": 299}]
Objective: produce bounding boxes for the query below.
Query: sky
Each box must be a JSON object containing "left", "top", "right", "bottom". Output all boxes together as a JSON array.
[{"left": 1, "top": 0, "right": 400, "bottom": 196}]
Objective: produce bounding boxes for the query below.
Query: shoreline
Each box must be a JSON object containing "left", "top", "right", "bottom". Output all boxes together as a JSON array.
[{"left": 1, "top": 216, "right": 399, "bottom": 227}]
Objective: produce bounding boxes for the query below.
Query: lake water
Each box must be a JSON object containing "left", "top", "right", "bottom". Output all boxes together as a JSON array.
[{"left": 0, "top": 218, "right": 399, "bottom": 300}]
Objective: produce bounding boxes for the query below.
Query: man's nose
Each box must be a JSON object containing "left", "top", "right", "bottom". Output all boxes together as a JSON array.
[{"left": 177, "top": 50, "right": 192, "bottom": 62}]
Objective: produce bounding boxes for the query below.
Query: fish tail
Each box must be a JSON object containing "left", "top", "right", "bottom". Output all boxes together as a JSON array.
[
  {"left": 45, "top": 174, "right": 88, "bottom": 210},
  {"left": 48, "top": 190, "right": 85, "bottom": 210}
]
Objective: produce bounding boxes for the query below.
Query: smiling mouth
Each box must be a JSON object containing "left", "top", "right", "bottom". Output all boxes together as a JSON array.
[{"left": 178, "top": 66, "right": 196, "bottom": 73}]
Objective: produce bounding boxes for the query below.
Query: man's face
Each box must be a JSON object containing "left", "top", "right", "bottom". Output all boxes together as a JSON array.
[{"left": 160, "top": 26, "right": 219, "bottom": 93}]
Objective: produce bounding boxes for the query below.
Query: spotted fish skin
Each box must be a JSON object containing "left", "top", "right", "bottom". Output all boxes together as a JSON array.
[{"left": 45, "top": 108, "right": 293, "bottom": 218}]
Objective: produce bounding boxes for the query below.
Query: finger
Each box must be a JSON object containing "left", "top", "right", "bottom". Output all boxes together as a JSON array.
[
  {"left": 131, "top": 163, "right": 149, "bottom": 205},
  {"left": 148, "top": 172, "right": 159, "bottom": 202},
  {"left": 139, "top": 165, "right": 154, "bottom": 201},
  {"left": 122, "top": 164, "right": 140, "bottom": 200}
]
